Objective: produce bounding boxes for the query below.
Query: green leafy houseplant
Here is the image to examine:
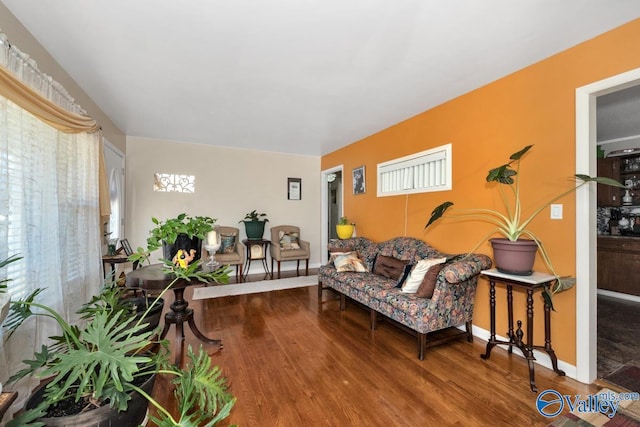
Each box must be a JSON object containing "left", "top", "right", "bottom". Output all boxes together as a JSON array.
[
  {"left": 240, "top": 210, "right": 269, "bottom": 223},
  {"left": 425, "top": 145, "right": 625, "bottom": 306},
  {"left": 129, "top": 213, "right": 230, "bottom": 283},
  {"left": 239, "top": 210, "right": 269, "bottom": 240},
  {"left": 6, "top": 277, "right": 235, "bottom": 426}
]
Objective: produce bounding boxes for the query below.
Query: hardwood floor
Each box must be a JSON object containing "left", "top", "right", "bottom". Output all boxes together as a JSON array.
[
  {"left": 150, "top": 270, "right": 598, "bottom": 426},
  {"left": 597, "top": 294, "right": 640, "bottom": 382}
]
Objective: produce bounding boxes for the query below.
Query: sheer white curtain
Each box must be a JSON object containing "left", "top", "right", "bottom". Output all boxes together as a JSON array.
[{"left": 0, "top": 30, "right": 103, "bottom": 421}]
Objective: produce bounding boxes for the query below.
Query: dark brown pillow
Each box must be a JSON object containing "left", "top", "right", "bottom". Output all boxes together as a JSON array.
[
  {"left": 373, "top": 255, "right": 410, "bottom": 281},
  {"left": 416, "top": 263, "right": 445, "bottom": 298}
]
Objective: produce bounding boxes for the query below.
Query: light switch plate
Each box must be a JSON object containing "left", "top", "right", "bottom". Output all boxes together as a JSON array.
[{"left": 550, "top": 204, "right": 563, "bottom": 220}]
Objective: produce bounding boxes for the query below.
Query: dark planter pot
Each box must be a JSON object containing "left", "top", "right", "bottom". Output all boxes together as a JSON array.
[
  {"left": 489, "top": 238, "right": 539, "bottom": 276},
  {"left": 243, "top": 220, "right": 266, "bottom": 240},
  {"left": 162, "top": 234, "right": 203, "bottom": 264},
  {"left": 125, "top": 296, "right": 164, "bottom": 335},
  {"left": 25, "top": 372, "right": 156, "bottom": 427}
]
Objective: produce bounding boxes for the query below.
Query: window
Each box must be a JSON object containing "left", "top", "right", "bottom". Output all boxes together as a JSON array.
[
  {"left": 377, "top": 144, "right": 452, "bottom": 197},
  {"left": 153, "top": 173, "right": 195, "bottom": 193}
]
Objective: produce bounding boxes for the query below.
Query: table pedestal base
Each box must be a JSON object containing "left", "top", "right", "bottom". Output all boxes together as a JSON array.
[{"left": 160, "top": 287, "right": 222, "bottom": 365}]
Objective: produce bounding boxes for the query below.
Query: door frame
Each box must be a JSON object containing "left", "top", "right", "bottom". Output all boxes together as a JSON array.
[
  {"left": 321, "top": 165, "right": 344, "bottom": 265},
  {"left": 575, "top": 67, "right": 640, "bottom": 384}
]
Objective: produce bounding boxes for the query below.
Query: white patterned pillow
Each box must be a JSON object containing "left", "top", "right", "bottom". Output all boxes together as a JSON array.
[{"left": 400, "top": 257, "right": 447, "bottom": 293}]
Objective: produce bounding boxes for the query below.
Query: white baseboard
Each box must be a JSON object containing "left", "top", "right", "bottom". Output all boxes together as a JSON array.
[{"left": 597, "top": 288, "right": 640, "bottom": 303}]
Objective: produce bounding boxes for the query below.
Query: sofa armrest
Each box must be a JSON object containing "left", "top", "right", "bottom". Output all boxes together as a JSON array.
[{"left": 442, "top": 254, "right": 492, "bottom": 284}]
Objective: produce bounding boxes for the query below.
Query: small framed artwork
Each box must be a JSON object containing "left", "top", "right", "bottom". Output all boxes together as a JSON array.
[
  {"left": 353, "top": 166, "right": 366, "bottom": 195},
  {"left": 120, "top": 238, "right": 133, "bottom": 256},
  {"left": 288, "top": 177, "right": 302, "bottom": 200}
]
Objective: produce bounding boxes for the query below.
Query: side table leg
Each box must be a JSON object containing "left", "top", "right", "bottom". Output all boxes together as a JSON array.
[
  {"left": 544, "top": 299, "right": 566, "bottom": 376},
  {"left": 481, "top": 280, "right": 497, "bottom": 360},
  {"left": 507, "top": 285, "right": 514, "bottom": 353},
  {"left": 526, "top": 289, "right": 537, "bottom": 392}
]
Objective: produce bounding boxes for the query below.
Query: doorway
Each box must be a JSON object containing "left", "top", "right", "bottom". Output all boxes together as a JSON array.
[
  {"left": 321, "top": 165, "right": 344, "bottom": 265},
  {"left": 103, "top": 140, "right": 125, "bottom": 243},
  {"left": 575, "top": 67, "right": 640, "bottom": 384}
]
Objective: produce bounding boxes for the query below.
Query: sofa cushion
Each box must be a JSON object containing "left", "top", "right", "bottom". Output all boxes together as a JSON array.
[
  {"left": 401, "top": 257, "right": 447, "bottom": 293},
  {"left": 334, "top": 252, "right": 367, "bottom": 272},
  {"left": 373, "top": 255, "right": 410, "bottom": 282},
  {"left": 416, "top": 263, "right": 446, "bottom": 298}
]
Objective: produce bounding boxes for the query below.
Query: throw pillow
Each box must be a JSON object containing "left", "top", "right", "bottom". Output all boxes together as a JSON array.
[
  {"left": 416, "top": 263, "right": 446, "bottom": 298},
  {"left": 400, "top": 257, "right": 447, "bottom": 294},
  {"left": 333, "top": 252, "right": 367, "bottom": 273},
  {"left": 396, "top": 263, "right": 414, "bottom": 287},
  {"left": 373, "top": 255, "right": 410, "bottom": 281},
  {"left": 329, "top": 250, "right": 355, "bottom": 265},
  {"left": 279, "top": 231, "right": 301, "bottom": 250},
  {"left": 217, "top": 233, "right": 236, "bottom": 254}
]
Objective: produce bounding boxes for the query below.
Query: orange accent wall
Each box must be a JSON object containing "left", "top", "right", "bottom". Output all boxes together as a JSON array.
[{"left": 321, "top": 19, "right": 640, "bottom": 366}]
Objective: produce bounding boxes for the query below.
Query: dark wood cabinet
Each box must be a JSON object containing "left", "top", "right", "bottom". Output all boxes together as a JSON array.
[
  {"left": 597, "top": 157, "right": 621, "bottom": 206},
  {"left": 597, "top": 236, "right": 640, "bottom": 296}
]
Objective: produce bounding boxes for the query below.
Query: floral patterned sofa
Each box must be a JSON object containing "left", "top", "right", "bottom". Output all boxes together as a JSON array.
[{"left": 318, "top": 237, "right": 492, "bottom": 359}]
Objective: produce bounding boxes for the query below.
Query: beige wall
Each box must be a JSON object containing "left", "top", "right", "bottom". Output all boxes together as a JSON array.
[
  {"left": 126, "top": 137, "right": 322, "bottom": 274},
  {"left": 0, "top": 3, "right": 126, "bottom": 151}
]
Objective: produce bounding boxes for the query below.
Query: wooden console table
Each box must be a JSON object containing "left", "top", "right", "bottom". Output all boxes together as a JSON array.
[
  {"left": 480, "top": 269, "right": 565, "bottom": 392},
  {"left": 126, "top": 264, "right": 221, "bottom": 365}
]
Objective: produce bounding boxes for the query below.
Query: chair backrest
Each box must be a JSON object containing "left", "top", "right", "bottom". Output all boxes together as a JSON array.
[
  {"left": 270, "top": 225, "right": 300, "bottom": 243},
  {"left": 217, "top": 226, "right": 240, "bottom": 237}
]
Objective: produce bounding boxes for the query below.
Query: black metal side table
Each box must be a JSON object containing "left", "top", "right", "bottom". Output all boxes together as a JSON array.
[
  {"left": 242, "top": 239, "right": 272, "bottom": 280},
  {"left": 480, "top": 268, "right": 566, "bottom": 392}
]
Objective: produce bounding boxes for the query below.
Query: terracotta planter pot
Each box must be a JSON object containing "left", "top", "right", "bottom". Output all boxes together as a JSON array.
[{"left": 489, "top": 238, "right": 538, "bottom": 276}]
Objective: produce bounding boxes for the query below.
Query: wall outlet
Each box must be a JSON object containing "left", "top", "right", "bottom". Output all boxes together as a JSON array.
[{"left": 550, "top": 204, "right": 563, "bottom": 220}]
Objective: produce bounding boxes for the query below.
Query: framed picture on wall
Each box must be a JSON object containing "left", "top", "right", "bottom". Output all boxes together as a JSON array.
[
  {"left": 288, "top": 178, "right": 302, "bottom": 200},
  {"left": 353, "top": 166, "right": 365, "bottom": 195}
]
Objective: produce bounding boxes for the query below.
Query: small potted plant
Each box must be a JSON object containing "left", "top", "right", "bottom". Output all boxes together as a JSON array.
[
  {"left": 425, "top": 145, "right": 625, "bottom": 307},
  {"left": 130, "top": 213, "right": 216, "bottom": 267},
  {"left": 336, "top": 216, "right": 355, "bottom": 239},
  {"left": 239, "top": 210, "right": 269, "bottom": 240}
]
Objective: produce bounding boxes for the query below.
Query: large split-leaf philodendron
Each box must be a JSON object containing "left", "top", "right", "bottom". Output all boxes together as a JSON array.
[{"left": 425, "top": 145, "right": 625, "bottom": 308}]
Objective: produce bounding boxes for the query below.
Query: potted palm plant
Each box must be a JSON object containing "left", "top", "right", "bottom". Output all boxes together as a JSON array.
[
  {"left": 239, "top": 210, "right": 269, "bottom": 240},
  {"left": 0, "top": 254, "right": 21, "bottom": 324},
  {"left": 425, "top": 145, "right": 625, "bottom": 306}
]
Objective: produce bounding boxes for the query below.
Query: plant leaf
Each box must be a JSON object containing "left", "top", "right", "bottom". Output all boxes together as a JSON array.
[
  {"left": 486, "top": 164, "right": 517, "bottom": 184},
  {"left": 575, "top": 174, "right": 627, "bottom": 188},
  {"left": 425, "top": 202, "right": 453, "bottom": 228},
  {"left": 509, "top": 145, "right": 533, "bottom": 161}
]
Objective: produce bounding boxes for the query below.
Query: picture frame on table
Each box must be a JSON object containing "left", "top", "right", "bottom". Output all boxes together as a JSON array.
[
  {"left": 353, "top": 166, "right": 366, "bottom": 195},
  {"left": 288, "top": 177, "right": 302, "bottom": 200},
  {"left": 120, "top": 238, "right": 133, "bottom": 256}
]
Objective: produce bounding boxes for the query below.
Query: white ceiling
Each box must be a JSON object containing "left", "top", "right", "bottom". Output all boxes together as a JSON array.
[{"left": 3, "top": 1, "right": 640, "bottom": 156}]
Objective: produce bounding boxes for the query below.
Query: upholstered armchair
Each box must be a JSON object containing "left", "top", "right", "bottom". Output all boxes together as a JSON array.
[
  {"left": 270, "top": 225, "right": 310, "bottom": 279},
  {"left": 203, "top": 226, "right": 245, "bottom": 282}
]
